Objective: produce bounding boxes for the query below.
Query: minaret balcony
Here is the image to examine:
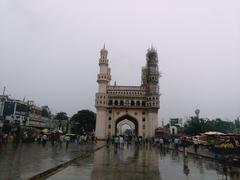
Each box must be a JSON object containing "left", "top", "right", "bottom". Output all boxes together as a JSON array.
[
  {"left": 99, "top": 59, "right": 109, "bottom": 65},
  {"left": 95, "top": 100, "right": 108, "bottom": 108},
  {"left": 97, "top": 74, "right": 111, "bottom": 82}
]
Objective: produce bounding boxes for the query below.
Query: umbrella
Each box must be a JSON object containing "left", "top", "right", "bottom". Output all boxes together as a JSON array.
[
  {"left": 65, "top": 133, "right": 76, "bottom": 136},
  {"left": 58, "top": 130, "right": 63, "bottom": 134},
  {"left": 204, "top": 131, "right": 225, "bottom": 135},
  {"left": 42, "top": 129, "right": 49, "bottom": 133}
]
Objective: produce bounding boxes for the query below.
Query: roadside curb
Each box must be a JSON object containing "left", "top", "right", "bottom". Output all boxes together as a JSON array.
[{"left": 27, "top": 143, "right": 106, "bottom": 180}]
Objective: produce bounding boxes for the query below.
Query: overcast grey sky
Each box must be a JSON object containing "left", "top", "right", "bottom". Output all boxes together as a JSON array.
[{"left": 0, "top": 0, "right": 239, "bottom": 123}]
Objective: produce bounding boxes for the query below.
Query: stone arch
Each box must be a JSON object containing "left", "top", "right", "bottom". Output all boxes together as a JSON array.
[
  {"left": 115, "top": 114, "right": 139, "bottom": 136},
  {"left": 116, "top": 120, "right": 135, "bottom": 135}
]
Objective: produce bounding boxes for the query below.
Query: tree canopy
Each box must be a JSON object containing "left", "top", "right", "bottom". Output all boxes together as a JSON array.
[
  {"left": 41, "top": 108, "right": 51, "bottom": 118},
  {"left": 54, "top": 112, "right": 68, "bottom": 120},
  {"left": 184, "top": 117, "right": 234, "bottom": 135},
  {"left": 70, "top": 109, "right": 96, "bottom": 135}
]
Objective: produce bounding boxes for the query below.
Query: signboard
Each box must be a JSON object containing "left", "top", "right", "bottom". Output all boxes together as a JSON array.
[{"left": 170, "top": 118, "right": 179, "bottom": 126}]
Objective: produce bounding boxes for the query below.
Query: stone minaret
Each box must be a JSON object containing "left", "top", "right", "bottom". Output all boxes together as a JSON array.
[
  {"left": 143, "top": 47, "right": 160, "bottom": 136},
  {"left": 95, "top": 45, "right": 111, "bottom": 139},
  {"left": 146, "top": 47, "right": 159, "bottom": 96}
]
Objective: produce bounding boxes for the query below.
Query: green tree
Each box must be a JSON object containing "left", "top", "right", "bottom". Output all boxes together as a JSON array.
[
  {"left": 54, "top": 112, "right": 68, "bottom": 120},
  {"left": 184, "top": 117, "right": 206, "bottom": 135},
  {"left": 184, "top": 117, "right": 234, "bottom": 135},
  {"left": 164, "top": 123, "right": 170, "bottom": 129},
  {"left": 70, "top": 109, "right": 96, "bottom": 135},
  {"left": 211, "top": 118, "right": 234, "bottom": 133},
  {"left": 41, "top": 108, "right": 51, "bottom": 118}
]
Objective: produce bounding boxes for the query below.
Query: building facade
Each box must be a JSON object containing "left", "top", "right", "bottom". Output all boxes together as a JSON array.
[
  {"left": 0, "top": 95, "right": 52, "bottom": 132},
  {"left": 95, "top": 46, "right": 160, "bottom": 139}
]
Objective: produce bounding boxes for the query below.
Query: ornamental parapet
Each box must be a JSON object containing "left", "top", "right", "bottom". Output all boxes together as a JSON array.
[
  {"left": 106, "top": 104, "right": 159, "bottom": 109},
  {"left": 107, "top": 85, "right": 145, "bottom": 91},
  {"left": 107, "top": 86, "right": 146, "bottom": 97},
  {"left": 107, "top": 91, "right": 145, "bottom": 97}
]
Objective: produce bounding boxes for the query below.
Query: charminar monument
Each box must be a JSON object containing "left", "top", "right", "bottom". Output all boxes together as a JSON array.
[{"left": 95, "top": 46, "right": 160, "bottom": 139}]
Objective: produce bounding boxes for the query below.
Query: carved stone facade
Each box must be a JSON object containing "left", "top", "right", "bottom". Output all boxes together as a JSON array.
[{"left": 95, "top": 46, "right": 160, "bottom": 139}]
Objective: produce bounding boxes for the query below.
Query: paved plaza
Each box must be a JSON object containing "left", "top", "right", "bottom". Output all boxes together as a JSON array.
[
  {"left": 48, "top": 144, "right": 240, "bottom": 180},
  {"left": 1, "top": 142, "right": 240, "bottom": 180},
  {"left": 0, "top": 142, "right": 100, "bottom": 180}
]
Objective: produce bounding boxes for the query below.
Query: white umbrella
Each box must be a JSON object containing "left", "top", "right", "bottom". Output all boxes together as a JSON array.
[
  {"left": 42, "top": 129, "right": 49, "bottom": 133},
  {"left": 58, "top": 130, "right": 63, "bottom": 133},
  {"left": 204, "top": 131, "right": 225, "bottom": 135}
]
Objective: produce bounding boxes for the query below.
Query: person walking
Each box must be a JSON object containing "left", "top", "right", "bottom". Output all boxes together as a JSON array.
[
  {"left": 42, "top": 134, "right": 47, "bottom": 145},
  {"left": 159, "top": 137, "right": 164, "bottom": 150},
  {"left": 193, "top": 141, "right": 199, "bottom": 154},
  {"left": 59, "top": 134, "right": 64, "bottom": 146},
  {"left": 182, "top": 137, "right": 188, "bottom": 157},
  {"left": 174, "top": 137, "right": 179, "bottom": 150},
  {"left": 0, "top": 133, "right": 3, "bottom": 147},
  {"left": 120, "top": 136, "right": 124, "bottom": 149},
  {"left": 114, "top": 135, "right": 119, "bottom": 152},
  {"left": 65, "top": 135, "right": 70, "bottom": 149}
]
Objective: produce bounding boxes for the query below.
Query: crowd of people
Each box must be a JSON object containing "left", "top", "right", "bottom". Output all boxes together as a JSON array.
[
  {"left": 2, "top": 130, "right": 239, "bottom": 158},
  {"left": 105, "top": 135, "right": 202, "bottom": 156},
  {"left": 107, "top": 135, "right": 173, "bottom": 150},
  {"left": 0, "top": 129, "right": 97, "bottom": 150},
  {"left": 0, "top": 128, "right": 41, "bottom": 146},
  {"left": 35, "top": 132, "right": 97, "bottom": 148},
  {"left": 0, "top": 132, "right": 21, "bottom": 145}
]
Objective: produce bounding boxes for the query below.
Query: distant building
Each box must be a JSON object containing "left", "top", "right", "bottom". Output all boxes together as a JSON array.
[
  {"left": 169, "top": 118, "right": 184, "bottom": 135},
  {"left": 0, "top": 95, "right": 9, "bottom": 131},
  {"left": 0, "top": 95, "right": 8, "bottom": 117},
  {"left": 155, "top": 127, "right": 170, "bottom": 138},
  {"left": 0, "top": 96, "right": 52, "bottom": 131}
]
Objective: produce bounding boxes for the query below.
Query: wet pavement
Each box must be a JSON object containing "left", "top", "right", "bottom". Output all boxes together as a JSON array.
[
  {"left": 1, "top": 143, "right": 240, "bottom": 180},
  {"left": 48, "top": 144, "right": 240, "bottom": 180},
  {"left": 0, "top": 142, "right": 100, "bottom": 180}
]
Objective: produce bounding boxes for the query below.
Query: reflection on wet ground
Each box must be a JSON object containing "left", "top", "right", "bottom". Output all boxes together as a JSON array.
[
  {"left": 1, "top": 143, "right": 240, "bottom": 180},
  {"left": 48, "top": 144, "right": 240, "bottom": 180},
  {"left": 0, "top": 142, "right": 97, "bottom": 179}
]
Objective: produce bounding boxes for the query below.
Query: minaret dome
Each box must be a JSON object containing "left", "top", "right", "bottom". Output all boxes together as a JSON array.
[{"left": 100, "top": 44, "right": 108, "bottom": 54}]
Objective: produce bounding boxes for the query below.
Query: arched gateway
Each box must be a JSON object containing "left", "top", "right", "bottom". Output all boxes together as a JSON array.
[
  {"left": 95, "top": 46, "right": 160, "bottom": 139},
  {"left": 115, "top": 115, "right": 138, "bottom": 136}
]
